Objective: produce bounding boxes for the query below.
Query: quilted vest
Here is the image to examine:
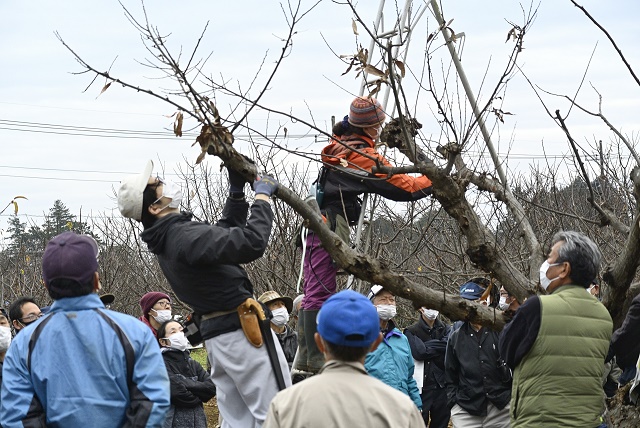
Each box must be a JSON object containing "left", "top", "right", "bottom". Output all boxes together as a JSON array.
[{"left": 511, "top": 285, "right": 612, "bottom": 427}]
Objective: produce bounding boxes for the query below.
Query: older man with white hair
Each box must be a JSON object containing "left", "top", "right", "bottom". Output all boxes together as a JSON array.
[{"left": 500, "top": 231, "right": 612, "bottom": 428}]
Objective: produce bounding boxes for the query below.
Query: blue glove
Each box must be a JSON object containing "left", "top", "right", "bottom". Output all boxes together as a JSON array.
[
  {"left": 228, "top": 168, "right": 247, "bottom": 193},
  {"left": 253, "top": 175, "right": 278, "bottom": 197}
]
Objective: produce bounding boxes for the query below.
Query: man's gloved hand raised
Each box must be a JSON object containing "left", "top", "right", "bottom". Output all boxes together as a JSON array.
[
  {"left": 227, "top": 155, "right": 255, "bottom": 194},
  {"left": 253, "top": 175, "right": 278, "bottom": 198},
  {"left": 228, "top": 168, "right": 247, "bottom": 194}
]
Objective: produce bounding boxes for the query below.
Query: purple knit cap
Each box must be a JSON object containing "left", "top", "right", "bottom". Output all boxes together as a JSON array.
[{"left": 348, "top": 97, "right": 386, "bottom": 128}]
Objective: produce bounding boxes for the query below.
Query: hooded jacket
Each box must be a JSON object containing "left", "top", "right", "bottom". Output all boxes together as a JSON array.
[
  {"left": 364, "top": 320, "right": 422, "bottom": 409},
  {"left": 162, "top": 348, "right": 216, "bottom": 408},
  {"left": 140, "top": 198, "right": 273, "bottom": 316},
  {"left": 319, "top": 134, "right": 432, "bottom": 222}
]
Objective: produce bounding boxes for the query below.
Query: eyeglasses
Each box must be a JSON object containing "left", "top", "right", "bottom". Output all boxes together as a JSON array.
[
  {"left": 154, "top": 300, "right": 171, "bottom": 309},
  {"left": 20, "top": 312, "right": 43, "bottom": 323},
  {"left": 150, "top": 176, "right": 165, "bottom": 205}
]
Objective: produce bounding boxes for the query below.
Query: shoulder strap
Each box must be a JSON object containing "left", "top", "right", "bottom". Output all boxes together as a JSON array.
[
  {"left": 95, "top": 309, "right": 135, "bottom": 389},
  {"left": 27, "top": 314, "right": 55, "bottom": 373}
]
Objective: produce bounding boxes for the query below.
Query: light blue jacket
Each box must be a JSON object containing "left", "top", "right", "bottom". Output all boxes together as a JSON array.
[
  {"left": 1, "top": 294, "right": 170, "bottom": 428},
  {"left": 365, "top": 322, "right": 422, "bottom": 410}
]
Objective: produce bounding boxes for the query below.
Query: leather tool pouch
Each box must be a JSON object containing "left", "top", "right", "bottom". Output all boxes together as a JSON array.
[{"left": 238, "top": 298, "right": 265, "bottom": 348}]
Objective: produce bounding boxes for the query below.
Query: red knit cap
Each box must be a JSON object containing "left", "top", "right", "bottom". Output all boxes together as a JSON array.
[
  {"left": 348, "top": 97, "right": 386, "bottom": 128},
  {"left": 139, "top": 291, "right": 171, "bottom": 319}
]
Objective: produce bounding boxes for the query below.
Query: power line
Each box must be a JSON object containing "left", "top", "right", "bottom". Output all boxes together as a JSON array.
[
  {"left": 0, "top": 118, "right": 627, "bottom": 162},
  {"left": 0, "top": 173, "right": 118, "bottom": 183},
  {"left": 0, "top": 118, "right": 318, "bottom": 140}
]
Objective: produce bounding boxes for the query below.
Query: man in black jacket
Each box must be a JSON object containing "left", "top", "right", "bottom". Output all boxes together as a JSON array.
[
  {"left": 117, "top": 160, "right": 290, "bottom": 428},
  {"left": 444, "top": 281, "right": 511, "bottom": 428},
  {"left": 404, "top": 307, "right": 451, "bottom": 428}
]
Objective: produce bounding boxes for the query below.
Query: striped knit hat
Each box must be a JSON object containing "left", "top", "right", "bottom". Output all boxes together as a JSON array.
[{"left": 348, "top": 97, "right": 386, "bottom": 128}]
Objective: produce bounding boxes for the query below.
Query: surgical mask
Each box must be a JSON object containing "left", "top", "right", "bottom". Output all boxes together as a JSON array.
[
  {"left": 376, "top": 304, "right": 396, "bottom": 320},
  {"left": 165, "top": 332, "right": 190, "bottom": 351},
  {"left": 421, "top": 309, "right": 439, "bottom": 320},
  {"left": 539, "top": 261, "right": 561, "bottom": 290},
  {"left": 0, "top": 326, "right": 11, "bottom": 352},
  {"left": 154, "top": 180, "right": 183, "bottom": 210},
  {"left": 151, "top": 309, "right": 173, "bottom": 324},
  {"left": 271, "top": 308, "right": 289, "bottom": 326},
  {"left": 498, "top": 296, "right": 510, "bottom": 311}
]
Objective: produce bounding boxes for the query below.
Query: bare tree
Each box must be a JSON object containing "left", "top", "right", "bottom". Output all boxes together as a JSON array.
[{"left": 48, "top": 0, "right": 640, "bottom": 337}]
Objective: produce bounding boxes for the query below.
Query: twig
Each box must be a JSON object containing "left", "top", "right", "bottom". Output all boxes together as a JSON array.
[{"left": 570, "top": 0, "right": 640, "bottom": 87}]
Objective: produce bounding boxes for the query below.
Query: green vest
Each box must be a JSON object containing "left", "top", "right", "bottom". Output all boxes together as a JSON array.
[{"left": 511, "top": 285, "right": 612, "bottom": 427}]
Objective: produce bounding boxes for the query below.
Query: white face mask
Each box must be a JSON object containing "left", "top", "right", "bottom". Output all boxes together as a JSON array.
[
  {"left": 165, "top": 332, "right": 190, "bottom": 352},
  {"left": 421, "top": 308, "right": 439, "bottom": 320},
  {"left": 0, "top": 326, "right": 11, "bottom": 352},
  {"left": 498, "top": 296, "right": 510, "bottom": 311},
  {"left": 539, "top": 261, "right": 561, "bottom": 290},
  {"left": 155, "top": 180, "right": 183, "bottom": 211},
  {"left": 271, "top": 307, "right": 290, "bottom": 326},
  {"left": 376, "top": 304, "right": 396, "bottom": 321},
  {"left": 151, "top": 309, "right": 173, "bottom": 324}
]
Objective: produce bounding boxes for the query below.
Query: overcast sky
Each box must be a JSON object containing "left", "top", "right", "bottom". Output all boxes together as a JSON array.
[{"left": 1, "top": 0, "right": 639, "bottom": 237}]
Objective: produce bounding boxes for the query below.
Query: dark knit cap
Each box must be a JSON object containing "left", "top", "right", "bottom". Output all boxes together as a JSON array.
[
  {"left": 348, "top": 97, "right": 386, "bottom": 128},
  {"left": 139, "top": 292, "right": 171, "bottom": 318}
]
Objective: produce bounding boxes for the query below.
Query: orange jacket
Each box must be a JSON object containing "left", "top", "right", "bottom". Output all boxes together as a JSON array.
[{"left": 320, "top": 133, "right": 432, "bottom": 203}]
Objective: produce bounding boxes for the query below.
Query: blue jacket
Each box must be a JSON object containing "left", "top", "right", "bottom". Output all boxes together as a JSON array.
[
  {"left": 365, "top": 322, "right": 422, "bottom": 409},
  {"left": 1, "top": 294, "right": 170, "bottom": 428}
]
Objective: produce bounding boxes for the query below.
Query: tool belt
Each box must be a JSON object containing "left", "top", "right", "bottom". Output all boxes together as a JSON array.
[
  {"left": 201, "top": 308, "right": 237, "bottom": 321},
  {"left": 237, "top": 298, "right": 266, "bottom": 348}
]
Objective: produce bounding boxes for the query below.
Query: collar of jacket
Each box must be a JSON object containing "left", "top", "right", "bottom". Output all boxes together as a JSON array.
[
  {"left": 341, "top": 134, "right": 375, "bottom": 148},
  {"left": 161, "top": 347, "right": 190, "bottom": 359},
  {"left": 382, "top": 319, "right": 402, "bottom": 343},
  {"left": 140, "top": 211, "right": 192, "bottom": 254},
  {"left": 49, "top": 293, "right": 104, "bottom": 312},
  {"left": 550, "top": 284, "right": 584, "bottom": 295},
  {"left": 419, "top": 316, "right": 443, "bottom": 332},
  {"left": 319, "top": 359, "right": 368, "bottom": 375}
]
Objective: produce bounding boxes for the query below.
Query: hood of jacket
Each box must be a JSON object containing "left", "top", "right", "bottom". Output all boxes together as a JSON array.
[
  {"left": 321, "top": 134, "right": 375, "bottom": 166},
  {"left": 140, "top": 212, "right": 193, "bottom": 254}
]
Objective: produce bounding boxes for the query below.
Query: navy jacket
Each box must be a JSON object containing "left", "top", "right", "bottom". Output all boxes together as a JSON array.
[
  {"left": 404, "top": 317, "right": 451, "bottom": 390},
  {"left": 444, "top": 322, "right": 511, "bottom": 416}
]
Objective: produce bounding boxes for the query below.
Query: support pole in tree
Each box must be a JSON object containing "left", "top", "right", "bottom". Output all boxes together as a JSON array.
[
  {"left": 429, "top": 0, "right": 543, "bottom": 275},
  {"left": 429, "top": 0, "right": 508, "bottom": 187}
]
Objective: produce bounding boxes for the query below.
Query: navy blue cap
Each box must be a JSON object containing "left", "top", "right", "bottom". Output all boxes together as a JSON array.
[{"left": 459, "top": 281, "right": 486, "bottom": 300}]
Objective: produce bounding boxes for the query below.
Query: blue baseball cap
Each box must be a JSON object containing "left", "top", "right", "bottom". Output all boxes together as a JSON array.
[
  {"left": 459, "top": 281, "right": 486, "bottom": 300},
  {"left": 317, "top": 290, "right": 380, "bottom": 347}
]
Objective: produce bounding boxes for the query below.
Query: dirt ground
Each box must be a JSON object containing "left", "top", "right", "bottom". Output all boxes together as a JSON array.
[
  {"left": 607, "top": 384, "right": 640, "bottom": 428},
  {"left": 204, "top": 398, "right": 220, "bottom": 428}
]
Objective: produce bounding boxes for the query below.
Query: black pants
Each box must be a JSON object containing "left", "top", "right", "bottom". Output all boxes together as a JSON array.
[{"left": 421, "top": 386, "right": 450, "bottom": 428}]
